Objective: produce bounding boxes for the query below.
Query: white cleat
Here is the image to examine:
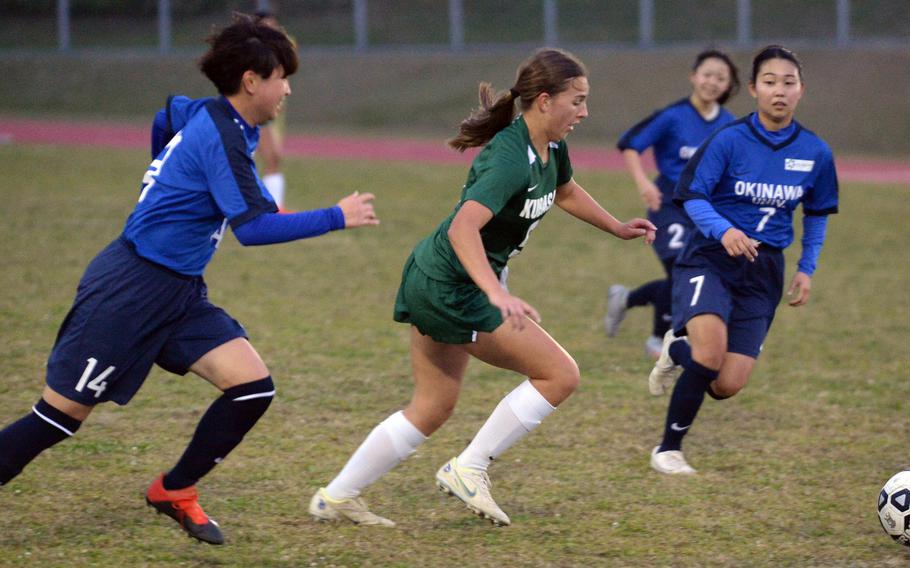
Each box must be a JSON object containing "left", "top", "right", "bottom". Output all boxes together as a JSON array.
[
  {"left": 435, "top": 457, "right": 510, "bottom": 526},
  {"left": 604, "top": 285, "right": 630, "bottom": 337},
  {"left": 308, "top": 487, "right": 395, "bottom": 527},
  {"left": 651, "top": 446, "right": 696, "bottom": 475},
  {"left": 644, "top": 334, "right": 663, "bottom": 359},
  {"left": 648, "top": 328, "right": 684, "bottom": 396}
]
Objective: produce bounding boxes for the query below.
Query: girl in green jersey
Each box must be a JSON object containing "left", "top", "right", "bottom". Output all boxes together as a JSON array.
[{"left": 310, "top": 48, "right": 655, "bottom": 527}]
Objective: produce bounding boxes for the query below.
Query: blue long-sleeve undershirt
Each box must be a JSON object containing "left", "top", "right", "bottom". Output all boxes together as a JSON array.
[
  {"left": 797, "top": 214, "right": 828, "bottom": 276},
  {"left": 233, "top": 206, "right": 345, "bottom": 246},
  {"left": 683, "top": 199, "right": 828, "bottom": 275},
  {"left": 684, "top": 199, "right": 733, "bottom": 240}
]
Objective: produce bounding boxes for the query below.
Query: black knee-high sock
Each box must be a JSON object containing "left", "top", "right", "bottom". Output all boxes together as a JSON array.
[
  {"left": 652, "top": 257, "right": 675, "bottom": 337},
  {"left": 163, "top": 377, "right": 275, "bottom": 490},
  {"left": 659, "top": 359, "right": 719, "bottom": 452},
  {"left": 628, "top": 278, "right": 664, "bottom": 308},
  {"left": 668, "top": 340, "right": 728, "bottom": 400},
  {"left": 669, "top": 338, "right": 692, "bottom": 367},
  {"left": 652, "top": 279, "right": 672, "bottom": 337},
  {"left": 0, "top": 399, "right": 82, "bottom": 485}
]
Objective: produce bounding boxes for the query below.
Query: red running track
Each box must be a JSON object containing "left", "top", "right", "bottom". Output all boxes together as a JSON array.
[{"left": 1, "top": 117, "right": 908, "bottom": 186}]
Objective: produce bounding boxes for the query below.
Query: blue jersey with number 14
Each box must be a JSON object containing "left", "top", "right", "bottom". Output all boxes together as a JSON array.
[{"left": 675, "top": 113, "right": 838, "bottom": 250}]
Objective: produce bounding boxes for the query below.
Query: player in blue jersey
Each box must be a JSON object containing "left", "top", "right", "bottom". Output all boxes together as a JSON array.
[
  {"left": 308, "top": 49, "right": 655, "bottom": 527},
  {"left": 0, "top": 14, "right": 377, "bottom": 544},
  {"left": 647, "top": 45, "right": 838, "bottom": 474},
  {"left": 605, "top": 49, "right": 740, "bottom": 359}
]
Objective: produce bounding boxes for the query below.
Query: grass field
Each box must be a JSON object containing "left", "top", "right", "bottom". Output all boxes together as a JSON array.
[{"left": 1, "top": 142, "right": 909, "bottom": 567}]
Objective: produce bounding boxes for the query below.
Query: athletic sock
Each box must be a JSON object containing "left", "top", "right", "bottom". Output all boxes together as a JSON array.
[
  {"left": 0, "top": 399, "right": 82, "bottom": 485},
  {"left": 457, "top": 380, "right": 556, "bottom": 472},
  {"left": 262, "top": 173, "right": 286, "bottom": 209},
  {"left": 658, "top": 360, "right": 718, "bottom": 452},
  {"left": 627, "top": 278, "right": 664, "bottom": 308},
  {"left": 653, "top": 257, "right": 676, "bottom": 336},
  {"left": 669, "top": 338, "right": 692, "bottom": 367},
  {"left": 652, "top": 279, "right": 672, "bottom": 337},
  {"left": 325, "top": 410, "right": 426, "bottom": 500},
  {"left": 163, "top": 377, "right": 275, "bottom": 490}
]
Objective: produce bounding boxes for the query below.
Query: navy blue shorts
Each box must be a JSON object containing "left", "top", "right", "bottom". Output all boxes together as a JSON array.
[
  {"left": 671, "top": 242, "right": 784, "bottom": 358},
  {"left": 648, "top": 201, "right": 692, "bottom": 262},
  {"left": 45, "top": 237, "right": 247, "bottom": 406}
]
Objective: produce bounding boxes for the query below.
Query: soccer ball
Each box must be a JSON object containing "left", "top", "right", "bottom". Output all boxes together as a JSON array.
[{"left": 878, "top": 471, "right": 910, "bottom": 546}]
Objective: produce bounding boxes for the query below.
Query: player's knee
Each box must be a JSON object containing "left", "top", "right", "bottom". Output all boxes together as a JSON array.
[
  {"left": 41, "top": 387, "right": 94, "bottom": 422},
  {"left": 709, "top": 378, "right": 744, "bottom": 399},
  {"left": 691, "top": 347, "right": 725, "bottom": 370},
  {"left": 565, "top": 360, "right": 581, "bottom": 393},
  {"left": 552, "top": 358, "right": 581, "bottom": 398},
  {"left": 706, "top": 383, "right": 735, "bottom": 400}
]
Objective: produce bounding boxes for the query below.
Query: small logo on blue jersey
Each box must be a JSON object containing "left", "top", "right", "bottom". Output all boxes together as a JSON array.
[
  {"left": 678, "top": 146, "right": 698, "bottom": 160},
  {"left": 784, "top": 158, "right": 814, "bottom": 172}
]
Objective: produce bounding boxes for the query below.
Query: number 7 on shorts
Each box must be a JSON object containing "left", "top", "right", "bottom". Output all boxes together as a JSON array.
[{"left": 688, "top": 275, "right": 705, "bottom": 306}]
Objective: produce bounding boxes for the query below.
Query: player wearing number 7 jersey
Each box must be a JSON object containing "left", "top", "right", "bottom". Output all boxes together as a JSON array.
[
  {"left": 308, "top": 48, "right": 655, "bottom": 527},
  {"left": 0, "top": 14, "right": 378, "bottom": 544},
  {"left": 648, "top": 45, "right": 838, "bottom": 475}
]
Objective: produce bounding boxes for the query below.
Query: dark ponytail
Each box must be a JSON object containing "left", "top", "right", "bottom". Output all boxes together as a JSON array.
[{"left": 447, "top": 85, "right": 519, "bottom": 152}]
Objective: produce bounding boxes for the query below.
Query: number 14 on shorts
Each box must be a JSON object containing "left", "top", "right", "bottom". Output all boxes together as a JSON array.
[{"left": 75, "top": 357, "right": 115, "bottom": 398}]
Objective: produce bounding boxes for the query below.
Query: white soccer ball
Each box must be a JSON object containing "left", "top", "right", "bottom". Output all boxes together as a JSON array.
[{"left": 878, "top": 471, "right": 910, "bottom": 546}]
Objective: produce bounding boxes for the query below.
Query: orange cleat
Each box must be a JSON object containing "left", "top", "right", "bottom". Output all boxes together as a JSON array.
[{"left": 145, "top": 473, "right": 224, "bottom": 545}]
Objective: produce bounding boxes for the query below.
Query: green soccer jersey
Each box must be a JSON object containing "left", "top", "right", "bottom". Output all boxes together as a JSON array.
[{"left": 413, "top": 115, "right": 573, "bottom": 283}]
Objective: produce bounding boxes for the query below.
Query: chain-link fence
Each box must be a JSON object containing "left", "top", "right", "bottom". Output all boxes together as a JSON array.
[{"left": 2, "top": 0, "right": 909, "bottom": 52}]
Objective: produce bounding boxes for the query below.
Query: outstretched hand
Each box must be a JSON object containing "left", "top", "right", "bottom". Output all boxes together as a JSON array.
[
  {"left": 487, "top": 290, "right": 541, "bottom": 332},
  {"left": 615, "top": 218, "right": 657, "bottom": 244},
  {"left": 337, "top": 191, "right": 379, "bottom": 228},
  {"left": 787, "top": 271, "right": 812, "bottom": 307}
]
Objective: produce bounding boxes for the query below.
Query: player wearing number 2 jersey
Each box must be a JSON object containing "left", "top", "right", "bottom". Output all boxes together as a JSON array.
[
  {"left": 605, "top": 49, "right": 740, "bottom": 359},
  {"left": 648, "top": 46, "right": 838, "bottom": 475},
  {"left": 0, "top": 14, "right": 378, "bottom": 544},
  {"left": 309, "top": 48, "right": 655, "bottom": 527}
]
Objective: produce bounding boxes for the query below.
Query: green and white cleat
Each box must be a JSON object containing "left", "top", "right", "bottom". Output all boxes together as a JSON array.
[
  {"left": 650, "top": 446, "right": 696, "bottom": 475},
  {"left": 435, "top": 457, "right": 510, "bottom": 526},
  {"left": 308, "top": 487, "right": 395, "bottom": 527},
  {"left": 648, "top": 329, "right": 685, "bottom": 396}
]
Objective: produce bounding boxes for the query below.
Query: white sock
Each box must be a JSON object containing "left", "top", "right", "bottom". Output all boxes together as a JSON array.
[
  {"left": 262, "top": 172, "right": 286, "bottom": 208},
  {"left": 457, "top": 380, "right": 556, "bottom": 471},
  {"left": 324, "top": 410, "right": 426, "bottom": 500}
]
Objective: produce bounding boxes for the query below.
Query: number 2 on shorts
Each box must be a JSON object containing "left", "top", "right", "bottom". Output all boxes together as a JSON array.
[{"left": 689, "top": 275, "right": 705, "bottom": 306}]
